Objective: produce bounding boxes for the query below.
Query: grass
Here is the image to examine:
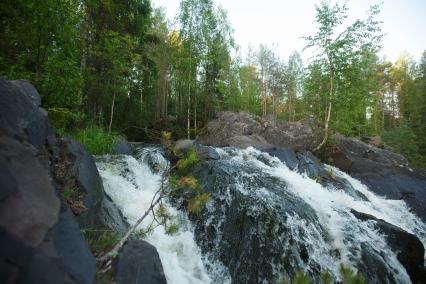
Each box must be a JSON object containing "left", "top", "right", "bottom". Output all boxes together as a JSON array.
[{"left": 74, "top": 126, "right": 118, "bottom": 155}]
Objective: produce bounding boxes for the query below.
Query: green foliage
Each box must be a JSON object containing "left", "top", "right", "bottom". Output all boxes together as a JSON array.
[
  {"left": 74, "top": 127, "right": 118, "bottom": 155},
  {"left": 62, "top": 186, "right": 77, "bottom": 201},
  {"left": 83, "top": 230, "right": 120, "bottom": 258},
  {"left": 165, "top": 222, "right": 180, "bottom": 235},
  {"left": 48, "top": 108, "right": 85, "bottom": 133},
  {"left": 176, "top": 149, "right": 199, "bottom": 171},
  {"left": 276, "top": 266, "right": 364, "bottom": 284},
  {"left": 320, "top": 271, "right": 333, "bottom": 284},
  {"left": 293, "top": 272, "right": 311, "bottom": 284},
  {"left": 382, "top": 123, "right": 422, "bottom": 167},
  {"left": 339, "top": 264, "right": 365, "bottom": 284}
]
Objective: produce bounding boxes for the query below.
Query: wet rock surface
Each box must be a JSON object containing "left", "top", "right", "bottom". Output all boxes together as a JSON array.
[
  {"left": 351, "top": 209, "right": 426, "bottom": 283},
  {"left": 116, "top": 240, "right": 167, "bottom": 284},
  {"left": 113, "top": 137, "right": 133, "bottom": 155},
  {"left": 329, "top": 134, "right": 426, "bottom": 222}
]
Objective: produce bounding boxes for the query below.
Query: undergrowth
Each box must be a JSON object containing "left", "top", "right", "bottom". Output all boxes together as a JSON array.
[{"left": 74, "top": 126, "right": 118, "bottom": 155}]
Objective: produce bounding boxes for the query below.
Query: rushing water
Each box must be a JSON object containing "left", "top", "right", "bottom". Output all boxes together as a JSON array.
[
  {"left": 95, "top": 147, "right": 231, "bottom": 284},
  {"left": 95, "top": 146, "right": 426, "bottom": 284}
]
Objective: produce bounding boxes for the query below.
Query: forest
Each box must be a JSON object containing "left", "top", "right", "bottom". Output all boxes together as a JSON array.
[{"left": 1, "top": 0, "right": 425, "bottom": 167}]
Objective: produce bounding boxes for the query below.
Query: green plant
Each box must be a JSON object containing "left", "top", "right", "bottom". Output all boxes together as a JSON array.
[
  {"left": 340, "top": 264, "right": 365, "bottom": 284},
  {"left": 176, "top": 149, "right": 199, "bottom": 171},
  {"left": 62, "top": 186, "right": 76, "bottom": 200},
  {"left": 48, "top": 107, "right": 84, "bottom": 133},
  {"left": 382, "top": 123, "right": 424, "bottom": 168},
  {"left": 276, "top": 266, "right": 363, "bottom": 284},
  {"left": 74, "top": 126, "right": 118, "bottom": 155},
  {"left": 320, "top": 271, "right": 333, "bottom": 284},
  {"left": 83, "top": 230, "right": 120, "bottom": 258}
]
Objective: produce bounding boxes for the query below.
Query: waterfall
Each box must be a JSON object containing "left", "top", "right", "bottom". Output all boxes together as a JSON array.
[
  {"left": 95, "top": 145, "right": 426, "bottom": 284},
  {"left": 95, "top": 147, "right": 231, "bottom": 284}
]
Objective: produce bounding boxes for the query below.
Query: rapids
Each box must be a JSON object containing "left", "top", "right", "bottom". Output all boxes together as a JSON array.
[{"left": 95, "top": 145, "right": 426, "bottom": 284}]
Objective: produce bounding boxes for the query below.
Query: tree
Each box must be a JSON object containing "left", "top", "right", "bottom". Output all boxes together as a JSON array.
[
  {"left": 177, "top": 0, "right": 234, "bottom": 138},
  {"left": 284, "top": 51, "right": 303, "bottom": 122},
  {"left": 304, "top": 1, "right": 382, "bottom": 151}
]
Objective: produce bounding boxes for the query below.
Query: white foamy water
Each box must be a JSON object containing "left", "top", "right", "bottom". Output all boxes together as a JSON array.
[
  {"left": 95, "top": 148, "right": 230, "bottom": 284},
  {"left": 217, "top": 147, "right": 426, "bottom": 282}
]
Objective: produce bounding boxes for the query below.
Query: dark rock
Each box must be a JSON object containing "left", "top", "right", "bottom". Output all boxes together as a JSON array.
[
  {"left": 116, "top": 240, "right": 167, "bottom": 284},
  {"left": 0, "top": 137, "right": 60, "bottom": 247},
  {"left": 194, "top": 144, "right": 221, "bottom": 160},
  {"left": 52, "top": 209, "right": 96, "bottom": 284},
  {"left": 113, "top": 138, "right": 133, "bottom": 155},
  {"left": 64, "top": 137, "right": 105, "bottom": 228},
  {"left": 10, "top": 79, "right": 41, "bottom": 107},
  {"left": 183, "top": 158, "right": 323, "bottom": 283},
  {"left": 0, "top": 79, "right": 54, "bottom": 152},
  {"left": 0, "top": 227, "right": 33, "bottom": 284},
  {"left": 100, "top": 194, "right": 130, "bottom": 236},
  {"left": 196, "top": 111, "right": 321, "bottom": 150},
  {"left": 328, "top": 134, "right": 426, "bottom": 222},
  {"left": 175, "top": 139, "right": 195, "bottom": 152},
  {"left": 0, "top": 79, "right": 97, "bottom": 284},
  {"left": 351, "top": 210, "right": 426, "bottom": 283},
  {"left": 0, "top": 162, "right": 18, "bottom": 201},
  {"left": 20, "top": 253, "right": 68, "bottom": 284}
]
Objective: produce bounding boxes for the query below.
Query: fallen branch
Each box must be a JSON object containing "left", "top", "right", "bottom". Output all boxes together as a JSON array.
[{"left": 97, "top": 164, "right": 172, "bottom": 266}]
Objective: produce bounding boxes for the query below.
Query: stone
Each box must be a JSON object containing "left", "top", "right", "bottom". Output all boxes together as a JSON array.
[
  {"left": 194, "top": 144, "right": 221, "bottom": 160},
  {"left": 113, "top": 138, "right": 133, "bottom": 155},
  {"left": 328, "top": 134, "right": 426, "bottom": 222},
  {"left": 52, "top": 209, "right": 96, "bottom": 284},
  {"left": 196, "top": 111, "right": 321, "bottom": 150},
  {"left": 64, "top": 137, "right": 105, "bottom": 228},
  {"left": 116, "top": 240, "right": 167, "bottom": 284},
  {"left": 351, "top": 210, "right": 426, "bottom": 283},
  {"left": 175, "top": 139, "right": 195, "bottom": 152},
  {"left": 0, "top": 79, "right": 97, "bottom": 284},
  {"left": 0, "top": 79, "right": 54, "bottom": 153},
  {"left": 0, "top": 137, "right": 60, "bottom": 247}
]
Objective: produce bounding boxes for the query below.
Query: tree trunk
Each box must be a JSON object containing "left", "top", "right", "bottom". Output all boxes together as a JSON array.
[
  {"left": 187, "top": 61, "right": 191, "bottom": 139},
  {"left": 194, "top": 94, "right": 197, "bottom": 137},
  {"left": 314, "top": 61, "right": 333, "bottom": 152},
  {"left": 108, "top": 93, "right": 116, "bottom": 134}
]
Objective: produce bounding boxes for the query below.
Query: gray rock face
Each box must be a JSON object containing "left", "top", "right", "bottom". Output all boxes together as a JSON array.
[
  {"left": 0, "top": 79, "right": 54, "bottom": 152},
  {"left": 193, "top": 144, "right": 220, "bottom": 160},
  {"left": 196, "top": 111, "right": 321, "bottom": 150},
  {"left": 116, "top": 240, "right": 167, "bottom": 284},
  {"left": 113, "top": 137, "right": 133, "bottom": 155},
  {"left": 0, "top": 79, "right": 96, "bottom": 283},
  {"left": 351, "top": 210, "right": 426, "bottom": 283},
  {"left": 329, "top": 134, "right": 426, "bottom": 222},
  {"left": 52, "top": 209, "right": 97, "bottom": 284},
  {"left": 64, "top": 137, "right": 105, "bottom": 228},
  {"left": 0, "top": 137, "right": 60, "bottom": 247}
]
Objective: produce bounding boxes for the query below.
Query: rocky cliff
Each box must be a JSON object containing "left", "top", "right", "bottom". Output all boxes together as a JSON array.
[{"left": 0, "top": 79, "right": 166, "bottom": 284}]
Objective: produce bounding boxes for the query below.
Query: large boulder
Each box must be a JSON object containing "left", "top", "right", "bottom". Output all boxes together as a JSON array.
[
  {"left": 328, "top": 134, "right": 426, "bottom": 222},
  {"left": 63, "top": 137, "right": 105, "bottom": 228},
  {"left": 196, "top": 111, "right": 321, "bottom": 151},
  {"left": 113, "top": 137, "right": 133, "bottom": 155},
  {"left": 0, "top": 79, "right": 96, "bottom": 283},
  {"left": 351, "top": 210, "right": 425, "bottom": 283},
  {"left": 0, "top": 79, "right": 55, "bottom": 153},
  {"left": 116, "top": 240, "right": 167, "bottom": 284}
]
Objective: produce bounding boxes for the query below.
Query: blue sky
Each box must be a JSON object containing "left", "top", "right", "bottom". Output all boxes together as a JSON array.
[{"left": 152, "top": 0, "right": 426, "bottom": 62}]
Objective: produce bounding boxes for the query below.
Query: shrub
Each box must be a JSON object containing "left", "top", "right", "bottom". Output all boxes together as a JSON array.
[
  {"left": 74, "top": 126, "right": 118, "bottom": 155},
  {"left": 382, "top": 123, "right": 422, "bottom": 167},
  {"left": 48, "top": 107, "right": 84, "bottom": 134}
]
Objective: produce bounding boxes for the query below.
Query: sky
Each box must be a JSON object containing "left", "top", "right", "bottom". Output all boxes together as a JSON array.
[{"left": 151, "top": 0, "right": 426, "bottom": 63}]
